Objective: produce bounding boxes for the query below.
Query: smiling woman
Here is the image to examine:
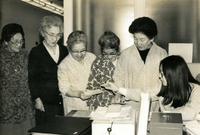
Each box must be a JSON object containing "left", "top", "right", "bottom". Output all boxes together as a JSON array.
[
  {"left": 0, "top": 23, "right": 35, "bottom": 135},
  {"left": 86, "top": 30, "right": 122, "bottom": 110},
  {"left": 66, "top": 31, "right": 88, "bottom": 62},
  {"left": 57, "top": 30, "right": 96, "bottom": 115},
  {"left": 7, "top": 33, "right": 24, "bottom": 52}
]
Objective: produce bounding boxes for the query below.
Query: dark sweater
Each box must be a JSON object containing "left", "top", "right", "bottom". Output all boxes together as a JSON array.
[
  {"left": 138, "top": 48, "right": 150, "bottom": 63},
  {"left": 28, "top": 43, "right": 68, "bottom": 104}
]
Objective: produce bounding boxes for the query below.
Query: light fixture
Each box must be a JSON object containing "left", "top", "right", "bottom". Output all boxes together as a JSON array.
[{"left": 21, "top": 0, "right": 64, "bottom": 15}]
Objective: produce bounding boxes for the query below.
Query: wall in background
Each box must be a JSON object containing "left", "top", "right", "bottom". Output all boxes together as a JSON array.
[
  {"left": 69, "top": 0, "right": 200, "bottom": 62},
  {"left": 71, "top": 0, "right": 135, "bottom": 56},
  {"left": 1, "top": 0, "right": 200, "bottom": 62},
  {"left": 145, "top": 0, "right": 200, "bottom": 62},
  {"left": 0, "top": 0, "right": 63, "bottom": 52}
]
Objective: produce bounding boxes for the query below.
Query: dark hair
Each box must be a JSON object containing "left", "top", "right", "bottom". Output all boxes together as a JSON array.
[
  {"left": 129, "top": 17, "right": 157, "bottom": 39},
  {"left": 1, "top": 23, "right": 24, "bottom": 42},
  {"left": 157, "top": 55, "right": 200, "bottom": 108},
  {"left": 66, "top": 30, "right": 87, "bottom": 50},
  {"left": 98, "top": 30, "right": 120, "bottom": 53}
]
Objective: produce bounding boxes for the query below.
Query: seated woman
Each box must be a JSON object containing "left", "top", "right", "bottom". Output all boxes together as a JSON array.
[
  {"left": 103, "top": 55, "right": 200, "bottom": 120},
  {"left": 86, "top": 30, "right": 121, "bottom": 110},
  {"left": 57, "top": 30, "right": 96, "bottom": 115},
  {"left": 157, "top": 55, "right": 200, "bottom": 120}
]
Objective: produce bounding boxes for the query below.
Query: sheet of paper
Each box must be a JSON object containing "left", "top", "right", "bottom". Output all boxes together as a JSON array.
[
  {"left": 183, "top": 120, "right": 200, "bottom": 135},
  {"left": 84, "top": 89, "right": 103, "bottom": 96},
  {"left": 90, "top": 107, "right": 107, "bottom": 119},
  {"left": 90, "top": 105, "right": 132, "bottom": 120},
  {"left": 105, "top": 105, "right": 122, "bottom": 117},
  {"left": 168, "top": 43, "right": 193, "bottom": 63},
  {"left": 119, "top": 105, "right": 132, "bottom": 117}
]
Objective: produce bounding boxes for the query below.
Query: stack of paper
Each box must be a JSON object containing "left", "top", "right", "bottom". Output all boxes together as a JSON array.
[
  {"left": 105, "top": 105, "right": 122, "bottom": 117},
  {"left": 90, "top": 105, "right": 132, "bottom": 120}
]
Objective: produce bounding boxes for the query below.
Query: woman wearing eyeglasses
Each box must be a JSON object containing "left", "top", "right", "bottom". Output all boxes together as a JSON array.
[
  {"left": 57, "top": 30, "right": 96, "bottom": 114},
  {"left": 0, "top": 23, "right": 35, "bottom": 135},
  {"left": 28, "top": 15, "right": 68, "bottom": 125},
  {"left": 86, "top": 30, "right": 122, "bottom": 110},
  {"left": 158, "top": 55, "right": 200, "bottom": 120}
]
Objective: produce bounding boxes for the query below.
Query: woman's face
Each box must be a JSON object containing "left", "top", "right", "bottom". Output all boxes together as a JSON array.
[
  {"left": 133, "top": 33, "right": 154, "bottom": 51},
  {"left": 102, "top": 48, "right": 118, "bottom": 62},
  {"left": 70, "top": 42, "right": 87, "bottom": 61},
  {"left": 159, "top": 65, "right": 167, "bottom": 86},
  {"left": 42, "top": 26, "right": 62, "bottom": 47},
  {"left": 6, "top": 33, "right": 23, "bottom": 52}
]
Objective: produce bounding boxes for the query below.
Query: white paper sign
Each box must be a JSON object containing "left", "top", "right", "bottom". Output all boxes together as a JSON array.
[{"left": 168, "top": 43, "right": 193, "bottom": 63}]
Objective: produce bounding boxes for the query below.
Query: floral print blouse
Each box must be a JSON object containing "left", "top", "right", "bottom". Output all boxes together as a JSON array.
[
  {"left": 0, "top": 46, "right": 35, "bottom": 124},
  {"left": 86, "top": 55, "right": 117, "bottom": 109}
]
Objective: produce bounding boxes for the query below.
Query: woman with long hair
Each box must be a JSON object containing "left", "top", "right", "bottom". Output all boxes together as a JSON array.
[
  {"left": 103, "top": 55, "right": 200, "bottom": 120},
  {"left": 157, "top": 55, "right": 200, "bottom": 120}
]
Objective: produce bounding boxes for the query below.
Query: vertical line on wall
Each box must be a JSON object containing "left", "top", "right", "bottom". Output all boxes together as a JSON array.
[{"left": 64, "top": 0, "right": 73, "bottom": 46}]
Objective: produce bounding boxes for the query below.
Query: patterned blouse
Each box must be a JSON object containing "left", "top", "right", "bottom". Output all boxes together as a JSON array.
[
  {"left": 113, "top": 42, "right": 167, "bottom": 111},
  {"left": 0, "top": 46, "right": 35, "bottom": 124},
  {"left": 86, "top": 55, "right": 117, "bottom": 109},
  {"left": 113, "top": 42, "right": 167, "bottom": 91}
]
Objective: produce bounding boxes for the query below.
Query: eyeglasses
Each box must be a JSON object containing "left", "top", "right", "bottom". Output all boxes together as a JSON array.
[
  {"left": 70, "top": 49, "right": 87, "bottom": 54},
  {"left": 44, "top": 30, "right": 62, "bottom": 38},
  {"left": 10, "top": 39, "right": 24, "bottom": 46},
  {"left": 102, "top": 52, "right": 118, "bottom": 57}
]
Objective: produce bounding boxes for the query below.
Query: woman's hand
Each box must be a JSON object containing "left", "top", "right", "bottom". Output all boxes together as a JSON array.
[
  {"left": 101, "top": 82, "right": 119, "bottom": 93},
  {"left": 112, "top": 93, "right": 121, "bottom": 103},
  {"left": 35, "top": 98, "right": 45, "bottom": 112},
  {"left": 80, "top": 91, "right": 92, "bottom": 100}
]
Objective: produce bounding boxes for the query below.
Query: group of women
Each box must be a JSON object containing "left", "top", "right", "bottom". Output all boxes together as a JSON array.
[{"left": 0, "top": 14, "right": 200, "bottom": 135}]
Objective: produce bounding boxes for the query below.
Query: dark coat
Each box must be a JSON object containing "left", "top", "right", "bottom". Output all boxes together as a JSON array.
[{"left": 28, "top": 43, "right": 68, "bottom": 104}]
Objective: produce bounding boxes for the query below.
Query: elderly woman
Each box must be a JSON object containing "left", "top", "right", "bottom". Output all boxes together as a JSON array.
[
  {"left": 103, "top": 17, "right": 167, "bottom": 111},
  {"left": 0, "top": 23, "right": 35, "bottom": 135},
  {"left": 28, "top": 15, "right": 68, "bottom": 125},
  {"left": 58, "top": 30, "right": 96, "bottom": 115},
  {"left": 86, "top": 30, "right": 122, "bottom": 110}
]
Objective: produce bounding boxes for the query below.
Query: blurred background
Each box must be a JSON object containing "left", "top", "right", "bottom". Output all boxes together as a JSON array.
[{"left": 0, "top": 0, "right": 200, "bottom": 62}]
